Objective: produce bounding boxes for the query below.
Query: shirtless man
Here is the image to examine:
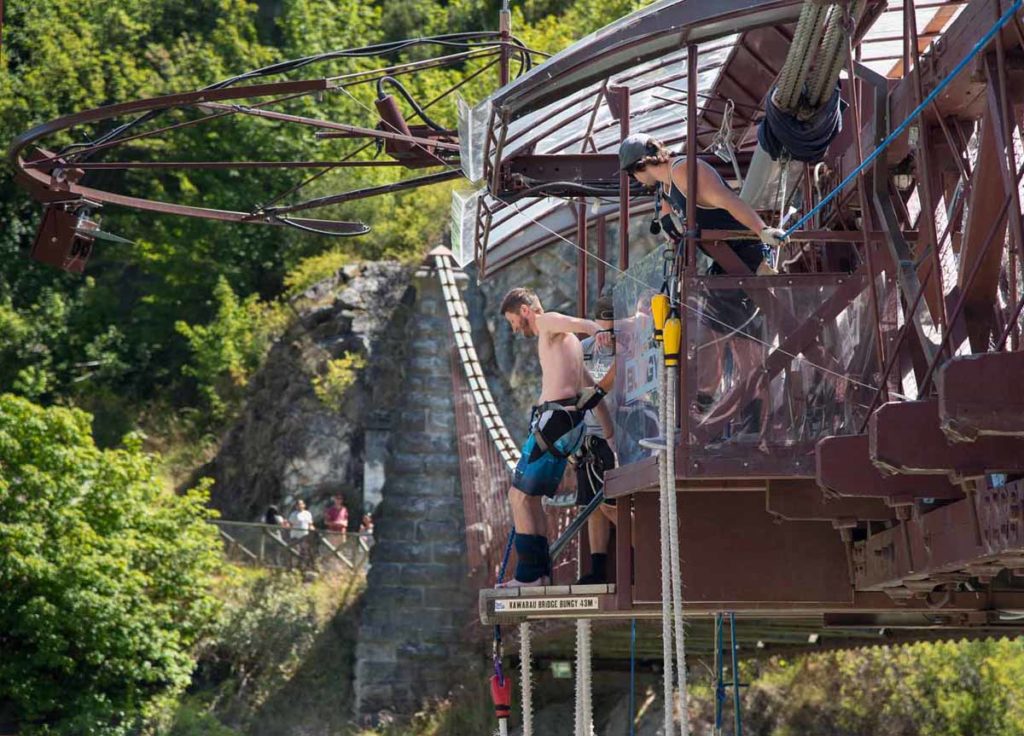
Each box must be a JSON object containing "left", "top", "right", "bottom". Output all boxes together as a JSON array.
[{"left": 501, "top": 287, "right": 605, "bottom": 586}]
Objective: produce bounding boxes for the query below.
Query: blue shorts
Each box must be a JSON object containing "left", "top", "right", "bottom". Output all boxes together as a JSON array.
[{"left": 513, "top": 405, "right": 585, "bottom": 497}]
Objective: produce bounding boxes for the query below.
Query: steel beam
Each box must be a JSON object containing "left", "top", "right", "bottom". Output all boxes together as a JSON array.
[
  {"left": 854, "top": 480, "right": 1024, "bottom": 591},
  {"left": 610, "top": 85, "right": 631, "bottom": 270},
  {"left": 862, "top": 64, "right": 942, "bottom": 371},
  {"left": 870, "top": 399, "right": 1024, "bottom": 476},
  {"left": 767, "top": 479, "right": 895, "bottom": 523},
  {"left": 937, "top": 352, "right": 1024, "bottom": 439},
  {"left": 631, "top": 491, "right": 853, "bottom": 606},
  {"left": 956, "top": 104, "right": 1009, "bottom": 352},
  {"left": 499, "top": 152, "right": 750, "bottom": 195},
  {"left": 816, "top": 434, "right": 963, "bottom": 504}
]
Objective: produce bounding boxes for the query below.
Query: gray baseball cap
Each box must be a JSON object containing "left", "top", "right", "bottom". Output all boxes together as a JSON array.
[{"left": 618, "top": 133, "right": 655, "bottom": 170}]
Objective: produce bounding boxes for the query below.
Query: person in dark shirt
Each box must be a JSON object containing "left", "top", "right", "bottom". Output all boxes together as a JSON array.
[{"left": 620, "top": 134, "right": 786, "bottom": 436}]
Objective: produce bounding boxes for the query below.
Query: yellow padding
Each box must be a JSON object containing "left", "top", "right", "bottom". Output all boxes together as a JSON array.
[
  {"left": 651, "top": 294, "right": 670, "bottom": 342},
  {"left": 663, "top": 316, "right": 681, "bottom": 366}
]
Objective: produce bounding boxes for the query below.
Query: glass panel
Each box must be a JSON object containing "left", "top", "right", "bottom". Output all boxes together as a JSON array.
[
  {"left": 609, "top": 263, "right": 891, "bottom": 476},
  {"left": 611, "top": 247, "right": 667, "bottom": 465},
  {"left": 683, "top": 273, "right": 887, "bottom": 468}
]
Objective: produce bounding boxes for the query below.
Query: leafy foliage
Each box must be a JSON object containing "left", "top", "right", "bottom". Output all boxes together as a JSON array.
[
  {"left": 313, "top": 352, "right": 368, "bottom": 413},
  {"left": 0, "top": 394, "right": 221, "bottom": 735},
  {"left": 175, "top": 277, "right": 288, "bottom": 421},
  {"left": 738, "top": 640, "right": 1024, "bottom": 736},
  {"left": 282, "top": 249, "right": 351, "bottom": 297},
  {"left": 0, "top": 0, "right": 652, "bottom": 446},
  {"left": 167, "top": 566, "right": 365, "bottom": 736}
]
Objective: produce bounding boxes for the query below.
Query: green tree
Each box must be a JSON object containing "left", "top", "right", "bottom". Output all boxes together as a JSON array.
[
  {"left": 0, "top": 394, "right": 221, "bottom": 735},
  {"left": 175, "top": 276, "right": 287, "bottom": 421}
]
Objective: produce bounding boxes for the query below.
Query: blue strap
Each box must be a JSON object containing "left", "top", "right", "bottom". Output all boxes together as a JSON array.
[
  {"left": 492, "top": 528, "right": 516, "bottom": 684},
  {"left": 628, "top": 617, "right": 637, "bottom": 736},
  {"left": 784, "top": 0, "right": 1023, "bottom": 238}
]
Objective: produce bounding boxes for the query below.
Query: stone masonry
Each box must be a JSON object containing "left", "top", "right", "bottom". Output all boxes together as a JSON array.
[{"left": 354, "top": 264, "right": 479, "bottom": 721}]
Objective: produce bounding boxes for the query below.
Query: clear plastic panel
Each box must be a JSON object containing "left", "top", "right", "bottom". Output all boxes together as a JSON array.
[
  {"left": 611, "top": 247, "right": 667, "bottom": 466},
  {"left": 457, "top": 95, "right": 491, "bottom": 183},
  {"left": 684, "top": 274, "right": 887, "bottom": 464},
  {"left": 450, "top": 187, "right": 482, "bottom": 267},
  {"left": 609, "top": 258, "right": 891, "bottom": 475}
]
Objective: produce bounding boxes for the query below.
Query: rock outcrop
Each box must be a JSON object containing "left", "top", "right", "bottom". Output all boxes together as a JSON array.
[{"left": 203, "top": 261, "right": 414, "bottom": 521}]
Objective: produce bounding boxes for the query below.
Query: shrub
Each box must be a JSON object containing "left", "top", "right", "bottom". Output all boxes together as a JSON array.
[{"left": 0, "top": 395, "right": 221, "bottom": 735}]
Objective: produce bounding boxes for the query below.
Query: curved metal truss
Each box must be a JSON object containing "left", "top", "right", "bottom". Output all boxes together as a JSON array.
[{"left": 8, "top": 28, "right": 543, "bottom": 270}]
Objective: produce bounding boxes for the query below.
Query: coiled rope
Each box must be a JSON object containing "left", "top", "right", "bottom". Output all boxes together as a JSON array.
[{"left": 785, "top": 0, "right": 1024, "bottom": 237}]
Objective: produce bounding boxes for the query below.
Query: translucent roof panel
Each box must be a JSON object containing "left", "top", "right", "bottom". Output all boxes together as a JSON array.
[
  {"left": 500, "top": 41, "right": 736, "bottom": 160},
  {"left": 858, "top": 2, "right": 966, "bottom": 77},
  {"left": 463, "top": 0, "right": 968, "bottom": 274}
]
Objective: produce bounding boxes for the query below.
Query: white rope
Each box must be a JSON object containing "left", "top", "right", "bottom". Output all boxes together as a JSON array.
[
  {"left": 520, "top": 621, "right": 533, "bottom": 736},
  {"left": 574, "top": 619, "right": 594, "bottom": 736},
  {"left": 657, "top": 360, "right": 676, "bottom": 736},
  {"left": 665, "top": 362, "right": 689, "bottom": 736}
]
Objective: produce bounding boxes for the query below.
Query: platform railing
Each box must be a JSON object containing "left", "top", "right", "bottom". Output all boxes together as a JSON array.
[
  {"left": 612, "top": 248, "right": 890, "bottom": 479},
  {"left": 211, "top": 520, "right": 372, "bottom": 572}
]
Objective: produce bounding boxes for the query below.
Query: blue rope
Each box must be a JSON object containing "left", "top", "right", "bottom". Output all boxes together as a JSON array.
[
  {"left": 628, "top": 617, "right": 637, "bottom": 736},
  {"left": 492, "top": 528, "right": 516, "bottom": 683},
  {"left": 497, "top": 527, "right": 516, "bottom": 583},
  {"left": 730, "top": 612, "right": 742, "bottom": 736},
  {"left": 784, "top": 0, "right": 1024, "bottom": 238}
]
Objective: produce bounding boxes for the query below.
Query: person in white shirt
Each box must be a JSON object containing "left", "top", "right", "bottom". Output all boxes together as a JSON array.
[{"left": 288, "top": 499, "right": 314, "bottom": 541}]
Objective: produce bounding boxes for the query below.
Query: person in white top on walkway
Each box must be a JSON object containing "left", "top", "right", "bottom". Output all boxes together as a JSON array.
[{"left": 288, "top": 499, "right": 314, "bottom": 541}]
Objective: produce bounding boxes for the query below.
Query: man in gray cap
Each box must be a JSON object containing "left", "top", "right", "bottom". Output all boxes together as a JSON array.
[{"left": 619, "top": 133, "right": 787, "bottom": 275}]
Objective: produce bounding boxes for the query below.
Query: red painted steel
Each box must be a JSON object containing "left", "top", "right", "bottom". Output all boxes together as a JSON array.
[
  {"left": 870, "top": 399, "right": 1024, "bottom": 475},
  {"left": 855, "top": 480, "right": 1024, "bottom": 592},
  {"left": 766, "top": 479, "right": 896, "bottom": 523},
  {"left": 937, "top": 352, "right": 1024, "bottom": 439},
  {"left": 817, "top": 434, "right": 963, "bottom": 504}
]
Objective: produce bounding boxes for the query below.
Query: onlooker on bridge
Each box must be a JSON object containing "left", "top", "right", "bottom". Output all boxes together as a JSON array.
[
  {"left": 324, "top": 495, "right": 349, "bottom": 540},
  {"left": 288, "top": 499, "right": 314, "bottom": 541},
  {"left": 264, "top": 505, "right": 286, "bottom": 527},
  {"left": 359, "top": 513, "right": 374, "bottom": 540}
]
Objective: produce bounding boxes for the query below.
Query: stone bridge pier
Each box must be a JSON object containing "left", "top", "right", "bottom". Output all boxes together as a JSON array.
[{"left": 354, "top": 262, "right": 480, "bottom": 721}]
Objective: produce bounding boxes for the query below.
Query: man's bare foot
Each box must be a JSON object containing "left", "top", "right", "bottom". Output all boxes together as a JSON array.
[{"left": 496, "top": 576, "right": 549, "bottom": 589}]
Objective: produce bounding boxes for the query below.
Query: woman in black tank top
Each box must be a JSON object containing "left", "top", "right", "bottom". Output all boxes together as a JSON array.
[
  {"left": 619, "top": 135, "right": 786, "bottom": 437},
  {"left": 618, "top": 134, "right": 788, "bottom": 276}
]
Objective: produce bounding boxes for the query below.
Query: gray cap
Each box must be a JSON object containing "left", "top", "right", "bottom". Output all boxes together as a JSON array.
[{"left": 618, "top": 133, "right": 655, "bottom": 170}]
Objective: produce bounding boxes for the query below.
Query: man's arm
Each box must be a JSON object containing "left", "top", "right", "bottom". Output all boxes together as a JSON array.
[{"left": 536, "top": 311, "right": 599, "bottom": 336}]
